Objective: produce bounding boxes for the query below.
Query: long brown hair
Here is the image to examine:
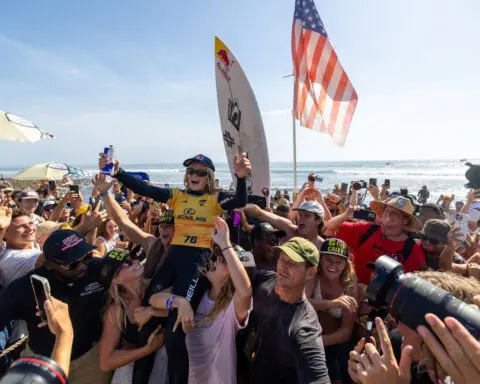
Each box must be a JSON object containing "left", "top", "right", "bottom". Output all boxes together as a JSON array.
[
  {"left": 197, "top": 245, "right": 236, "bottom": 326},
  {"left": 183, "top": 167, "right": 217, "bottom": 194},
  {"left": 97, "top": 218, "right": 115, "bottom": 240}
]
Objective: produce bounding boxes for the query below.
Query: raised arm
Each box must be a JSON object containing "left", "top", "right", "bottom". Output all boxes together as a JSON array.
[
  {"left": 243, "top": 204, "right": 297, "bottom": 238},
  {"left": 324, "top": 206, "right": 353, "bottom": 232},
  {"left": 217, "top": 153, "right": 251, "bottom": 210},
  {"left": 115, "top": 169, "right": 171, "bottom": 203},
  {"left": 210, "top": 217, "right": 252, "bottom": 322},
  {"left": 43, "top": 297, "right": 74, "bottom": 377},
  {"left": 98, "top": 154, "right": 171, "bottom": 202},
  {"left": 93, "top": 174, "right": 155, "bottom": 254}
]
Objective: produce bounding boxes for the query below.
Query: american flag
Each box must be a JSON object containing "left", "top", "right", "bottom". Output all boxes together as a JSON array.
[{"left": 292, "top": 0, "right": 358, "bottom": 147}]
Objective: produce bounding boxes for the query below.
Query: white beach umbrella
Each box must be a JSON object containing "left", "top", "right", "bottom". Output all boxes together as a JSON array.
[
  {"left": 0, "top": 111, "right": 53, "bottom": 143},
  {"left": 13, "top": 162, "right": 70, "bottom": 181}
]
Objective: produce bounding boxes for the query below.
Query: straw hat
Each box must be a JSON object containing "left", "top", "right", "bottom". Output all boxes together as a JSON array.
[{"left": 370, "top": 196, "right": 422, "bottom": 232}]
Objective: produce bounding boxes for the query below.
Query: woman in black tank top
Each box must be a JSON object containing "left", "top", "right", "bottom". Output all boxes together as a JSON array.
[{"left": 98, "top": 251, "right": 167, "bottom": 383}]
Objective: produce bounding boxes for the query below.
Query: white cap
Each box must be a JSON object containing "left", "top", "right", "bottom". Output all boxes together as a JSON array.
[
  {"left": 293, "top": 200, "right": 325, "bottom": 219},
  {"left": 233, "top": 245, "right": 256, "bottom": 268}
]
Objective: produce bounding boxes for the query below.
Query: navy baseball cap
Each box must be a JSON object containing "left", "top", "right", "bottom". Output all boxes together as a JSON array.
[
  {"left": 183, "top": 154, "right": 215, "bottom": 172},
  {"left": 43, "top": 229, "right": 96, "bottom": 265}
]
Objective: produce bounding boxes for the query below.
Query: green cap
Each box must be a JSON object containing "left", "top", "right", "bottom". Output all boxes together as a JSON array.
[{"left": 274, "top": 237, "right": 319, "bottom": 267}]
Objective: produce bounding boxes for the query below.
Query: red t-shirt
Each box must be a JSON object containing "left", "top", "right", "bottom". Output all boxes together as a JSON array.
[{"left": 336, "top": 222, "right": 426, "bottom": 284}]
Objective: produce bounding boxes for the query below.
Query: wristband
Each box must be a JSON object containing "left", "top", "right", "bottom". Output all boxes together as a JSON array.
[
  {"left": 99, "top": 191, "right": 110, "bottom": 198},
  {"left": 166, "top": 295, "right": 177, "bottom": 311},
  {"left": 221, "top": 245, "right": 233, "bottom": 252}
]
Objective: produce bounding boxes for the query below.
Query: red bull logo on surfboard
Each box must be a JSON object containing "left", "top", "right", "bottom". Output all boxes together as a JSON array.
[{"left": 216, "top": 48, "right": 233, "bottom": 81}]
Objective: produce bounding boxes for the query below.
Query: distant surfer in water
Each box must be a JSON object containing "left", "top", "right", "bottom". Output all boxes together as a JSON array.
[{"left": 98, "top": 152, "right": 251, "bottom": 384}]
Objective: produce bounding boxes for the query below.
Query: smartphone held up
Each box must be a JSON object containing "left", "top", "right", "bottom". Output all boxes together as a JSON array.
[{"left": 30, "top": 275, "right": 52, "bottom": 322}]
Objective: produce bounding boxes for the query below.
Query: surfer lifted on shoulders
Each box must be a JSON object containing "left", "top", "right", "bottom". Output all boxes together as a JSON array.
[
  {"left": 244, "top": 192, "right": 326, "bottom": 251},
  {"left": 98, "top": 152, "right": 251, "bottom": 384}
]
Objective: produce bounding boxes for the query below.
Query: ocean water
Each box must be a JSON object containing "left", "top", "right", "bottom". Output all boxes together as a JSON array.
[{"left": 1, "top": 159, "right": 477, "bottom": 202}]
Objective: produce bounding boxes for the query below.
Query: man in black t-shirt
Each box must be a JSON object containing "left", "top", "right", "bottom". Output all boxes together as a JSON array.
[
  {"left": 241, "top": 237, "right": 330, "bottom": 384},
  {"left": 0, "top": 230, "right": 110, "bottom": 384}
]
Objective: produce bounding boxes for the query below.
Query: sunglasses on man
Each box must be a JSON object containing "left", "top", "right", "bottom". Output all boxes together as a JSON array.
[
  {"left": 263, "top": 236, "right": 280, "bottom": 246},
  {"left": 54, "top": 252, "right": 94, "bottom": 271},
  {"left": 186, "top": 168, "right": 208, "bottom": 177}
]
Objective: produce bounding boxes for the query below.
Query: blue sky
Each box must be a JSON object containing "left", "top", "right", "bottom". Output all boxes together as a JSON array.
[{"left": 0, "top": 0, "right": 479, "bottom": 167}]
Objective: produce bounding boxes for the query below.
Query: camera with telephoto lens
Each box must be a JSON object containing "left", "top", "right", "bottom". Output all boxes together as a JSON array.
[
  {"left": 352, "top": 181, "right": 367, "bottom": 191},
  {"left": 0, "top": 354, "right": 68, "bottom": 384},
  {"left": 366, "top": 256, "right": 480, "bottom": 338}
]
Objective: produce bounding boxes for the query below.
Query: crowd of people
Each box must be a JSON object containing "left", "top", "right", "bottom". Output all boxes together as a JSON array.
[{"left": 0, "top": 155, "right": 480, "bottom": 384}]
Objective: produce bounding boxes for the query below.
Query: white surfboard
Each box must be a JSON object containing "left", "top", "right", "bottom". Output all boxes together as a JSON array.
[{"left": 214, "top": 36, "right": 270, "bottom": 208}]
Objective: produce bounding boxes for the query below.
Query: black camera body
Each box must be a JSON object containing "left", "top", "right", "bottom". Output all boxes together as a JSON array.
[
  {"left": 0, "top": 354, "right": 68, "bottom": 384},
  {"left": 366, "top": 256, "right": 480, "bottom": 338},
  {"left": 352, "top": 181, "right": 367, "bottom": 191}
]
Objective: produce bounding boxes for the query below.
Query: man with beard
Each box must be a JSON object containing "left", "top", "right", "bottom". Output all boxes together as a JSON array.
[
  {"left": 249, "top": 222, "right": 286, "bottom": 271},
  {"left": 0, "top": 230, "right": 110, "bottom": 384}
]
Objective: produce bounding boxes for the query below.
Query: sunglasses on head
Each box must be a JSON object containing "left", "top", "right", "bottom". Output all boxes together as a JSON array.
[
  {"left": 55, "top": 252, "right": 93, "bottom": 271},
  {"left": 186, "top": 168, "right": 208, "bottom": 177}
]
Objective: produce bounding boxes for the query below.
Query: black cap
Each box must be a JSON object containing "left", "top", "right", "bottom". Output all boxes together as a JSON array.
[
  {"left": 43, "top": 230, "right": 96, "bottom": 265},
  {"left": 99, "top": 249, "right": 131, "bottom": 286},
  {"left": 183, "top": 154, "right": 215, "bottom": 172},
  {"left": 158, "top": 210, "right": 174, "bottom": 225},
  {"left": 320, "top": 238, "right": 349, "bottom": 259},
  {"left": 250, "top": 222, "right": 286, "bottom": 244}
]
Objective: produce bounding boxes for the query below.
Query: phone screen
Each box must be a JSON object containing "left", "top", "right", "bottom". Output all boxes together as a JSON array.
[
  {"left": 69, "top": 185, "right": 79, "bottom": 194},
  {"left": 384, "top": 179, "right": 391, "bottom": 187},
  {"left": 454, "top": 212, "right": 470, "bottom": 242},
  {"left": 369, "top": 178, "right": 377, "bottom": 187},
  {"left": 48, "top": 181, "right": 56, "bottom": 190},
  {"left": 30, "top": 275, "right": 51, "bottom": 322},
  {"left": 341, "top": 183, "right": 348, "bottom": 193}
]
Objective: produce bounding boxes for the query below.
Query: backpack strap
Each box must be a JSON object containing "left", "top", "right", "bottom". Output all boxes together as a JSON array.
[
  {"left": 399, "top": 237, "right": 416, "bottom": 263},
  {"left": 359, "top": 224, "right": 379, "bottom": 248}
]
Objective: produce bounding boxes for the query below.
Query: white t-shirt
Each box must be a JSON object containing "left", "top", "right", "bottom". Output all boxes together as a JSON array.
[
  {"left": 186, "top": 292, "right": 251, "bottom": 384},
  {"left": 0, "top": 248, "right": 42, "bottom": 288},
  {"left": 96, "top": 236, "right": 116, "bottom": 254}
]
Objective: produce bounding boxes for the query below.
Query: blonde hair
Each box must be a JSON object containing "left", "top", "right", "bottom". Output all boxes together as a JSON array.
[
  {"left": 105, "top": 277, "right": 129, "bottom": 331},
  {"left": 183, "top": 167, "right": 217, "bottom": 194},
  {"left": 409, "top": 271, "right": 480, "bottom": 381},
  {"left": 318, "top": 256, "right": 357, "bottom": 294},
  {"left": 408, "top": 270, "right": 480, "bottom": 304}
]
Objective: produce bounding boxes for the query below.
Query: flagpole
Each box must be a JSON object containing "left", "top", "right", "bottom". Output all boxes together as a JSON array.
[
  {"left": 292, "top": 107, "right": 297, "bottom": 192},
  {"left": 283, "top": 73, "right": 297, "bottom": 192}
]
